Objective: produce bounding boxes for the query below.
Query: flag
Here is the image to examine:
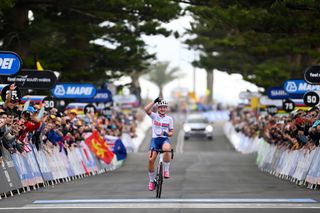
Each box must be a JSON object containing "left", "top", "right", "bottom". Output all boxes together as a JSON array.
[
  {"left": 36, "top": 60, "right": 44, "bottom": 71},
  {"left": 85, "top": 130, "right": 114, "bottom": 164},
  {"left": 113, "top": 139, "right": 127, "bottom": 161}
]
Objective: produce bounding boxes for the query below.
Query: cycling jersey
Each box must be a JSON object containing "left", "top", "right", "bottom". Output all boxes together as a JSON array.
[{"left": 148, "top": 112, "right": 173, "bottom": 138}]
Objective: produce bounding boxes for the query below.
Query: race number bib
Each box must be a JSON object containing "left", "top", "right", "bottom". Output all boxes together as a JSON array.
[{"left": 154, "top": 127, "right": 163, "bottom": 136}]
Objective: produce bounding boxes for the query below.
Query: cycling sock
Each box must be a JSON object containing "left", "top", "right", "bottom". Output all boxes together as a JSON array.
[
  {"left": 164, "top": 162, "right": 170, "bottom": 172},
  {"left": 148, "top": 172, "right": 156, "bottom": 182}
]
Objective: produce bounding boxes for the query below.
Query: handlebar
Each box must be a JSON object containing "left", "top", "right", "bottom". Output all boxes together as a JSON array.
[{"left": 150, "top": 149, "right": 174, "bottom": 160}]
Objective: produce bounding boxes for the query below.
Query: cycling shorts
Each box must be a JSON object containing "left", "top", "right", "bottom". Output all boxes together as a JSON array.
[{"left": 149, "top": 137, "right": 170, "bottom": 150}]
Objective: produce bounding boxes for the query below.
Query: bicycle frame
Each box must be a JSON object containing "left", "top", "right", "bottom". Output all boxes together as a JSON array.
[{"left": 151, "top": 149, "right": 174, "bottom": 198}]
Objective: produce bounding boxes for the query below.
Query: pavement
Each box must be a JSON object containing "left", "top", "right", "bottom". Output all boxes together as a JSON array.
[{"left": 0, "top": 114, "right": 319, "bottom": 213}]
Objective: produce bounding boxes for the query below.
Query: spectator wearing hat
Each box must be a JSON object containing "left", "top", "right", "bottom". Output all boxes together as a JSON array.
[{"left": 18, "top": 106, "right": 42, "bottom": 147}]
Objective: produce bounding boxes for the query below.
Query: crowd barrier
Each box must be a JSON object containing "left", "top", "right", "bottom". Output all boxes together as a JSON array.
[
  {"left": 0, "top": 133, "right": 126, "bottom": 198},
  {"left": 223, "top": 122, "right": 260, "bottom": 154},
  {"left": 224, "top": 122, "right": 320, "bottom": 189}
]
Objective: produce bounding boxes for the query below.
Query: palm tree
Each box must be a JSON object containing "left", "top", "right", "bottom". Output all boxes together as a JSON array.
[{"left": 146, "top": 62, "right": 182, "bottom": 98}]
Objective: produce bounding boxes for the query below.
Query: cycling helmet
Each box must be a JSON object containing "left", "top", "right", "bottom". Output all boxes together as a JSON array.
[{"left": 157, "top": 100, "right": 168, "bottom": 107}]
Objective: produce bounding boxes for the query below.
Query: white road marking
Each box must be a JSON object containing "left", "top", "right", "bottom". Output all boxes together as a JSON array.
[
  {"left": 0, "top": 199, "right": 319, "bottom": 210},
  {"left": 176, "top": 129, "right": 184, "bottom": 153},
  {"left": 32, "top": 198, "right": 317, "bottom": 204},
  {"left": 1, "top": 203, "right": 320, "bottom": 210}
]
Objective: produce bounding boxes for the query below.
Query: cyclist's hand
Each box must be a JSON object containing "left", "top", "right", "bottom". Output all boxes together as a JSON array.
[{"left": 154, "top": 97, "right": 162, "bottom": 104}]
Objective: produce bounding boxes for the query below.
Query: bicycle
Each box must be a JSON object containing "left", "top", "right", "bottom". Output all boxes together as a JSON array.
[{"left": 150, "top": 148, "right": 174, "bottom": 198}]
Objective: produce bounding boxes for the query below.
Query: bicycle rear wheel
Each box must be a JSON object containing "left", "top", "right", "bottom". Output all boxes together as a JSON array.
[{"left": 156, "top": 162, "right": 163, "bottom": 198}]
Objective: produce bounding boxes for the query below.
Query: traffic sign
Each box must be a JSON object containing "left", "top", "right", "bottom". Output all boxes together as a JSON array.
[
  {"left": 266, "top": 105, "right": 278, "bottom": 116},
  {"left": 1, "top": 84, "right": 21, "bottom": 102},
  {"left": 303, "top": 91, "right": 320, "bottom": 107},
  {"left": 84, "top": 104, "right": 97, "bottom": 114},
  {"left": 282, "top": 99, "right": 295, "bottom": 113},
  {"left": 42, "top": 96, "right": 55, "bottom": 110}
]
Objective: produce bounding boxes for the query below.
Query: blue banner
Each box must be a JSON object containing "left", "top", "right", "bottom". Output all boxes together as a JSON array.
[
  {"left": 52, "top": 83, "right": 97, "bottom": 99},
  {"left": 79, "top": 89, "right": 113, "bottom": 103},
  {"left": 283, "top": 79, "right": 320, "bottom": 95},
  {"left": 0, "top": 51, "right": 22, "bottom": 75},
  {"left": 267, "top": 87, "right": 289, "bottom": 99}
]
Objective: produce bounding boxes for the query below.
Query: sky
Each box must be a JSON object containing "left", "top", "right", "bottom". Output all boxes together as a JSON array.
[
  {"left": 113, "top": 13, "right": 260, "bottom": 105},
  {"left": 138, "top": 14, "right": 260, "bottom": 105}
]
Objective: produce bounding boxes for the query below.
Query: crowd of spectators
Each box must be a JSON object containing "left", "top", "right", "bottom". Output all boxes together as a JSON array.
[
  {"left": 230, "top": 106, "right": 320, "bottom": 152},
  {"left": 0, "top": 84, "right": 138, "bottom": 166}
]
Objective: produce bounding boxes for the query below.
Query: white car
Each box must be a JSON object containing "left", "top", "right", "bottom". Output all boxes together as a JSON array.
[{"left": 183, "top": 114, "right": 213, "bottom": 140}]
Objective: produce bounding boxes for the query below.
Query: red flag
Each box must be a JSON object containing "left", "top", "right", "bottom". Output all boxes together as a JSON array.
[{"left": 85, "top": 131, "right": 114, "bottom": 164}]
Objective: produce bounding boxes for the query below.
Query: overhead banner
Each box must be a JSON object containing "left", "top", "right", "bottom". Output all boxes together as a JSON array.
[
  {"left": 51, "top": 83, "right": 97, "bottom": 99},
  {"left": 79, "top": 89, "right": 113, "bottom": 103},
  {"left": 0, "top": 70, "right": 57, "bottom": 89},
  {"left": 267, "top": 87, "right": 289, "bottom": 100},
  {"left": 0, "top": 51, "right": 22, "bottom": 75},
  {"left": 283, "top": 79, "right": 320, "bottom": 95}
]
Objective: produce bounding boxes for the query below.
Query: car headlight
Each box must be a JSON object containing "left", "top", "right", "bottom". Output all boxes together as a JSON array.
[
  {"left": 206, "top": 125, "right": 213, "bottom": 132},
  {"left": 183, "top": 124, "right": 191, "bottom": 132}
]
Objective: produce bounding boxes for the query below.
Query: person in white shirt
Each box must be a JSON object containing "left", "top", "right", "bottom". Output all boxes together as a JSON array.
[{"left": 144, "top": 97, "right": 174, "bottom": 191}]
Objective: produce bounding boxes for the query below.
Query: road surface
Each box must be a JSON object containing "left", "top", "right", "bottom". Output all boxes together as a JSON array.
[{"left": 0, "top": 115, "right": 319, "bottom": 212}]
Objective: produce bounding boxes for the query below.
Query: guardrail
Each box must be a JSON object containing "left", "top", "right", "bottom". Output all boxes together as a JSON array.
[
  {"left": 224, "top": 122, "right": 320, "bottom": 190},
  {"left": 0, "top": 134, "right": 125, "bottom": 199}
]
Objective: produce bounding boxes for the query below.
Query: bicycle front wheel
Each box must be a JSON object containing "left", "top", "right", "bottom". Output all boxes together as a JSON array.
[{"left": 156, "top": 162, "right": 163, "bottom": 198}]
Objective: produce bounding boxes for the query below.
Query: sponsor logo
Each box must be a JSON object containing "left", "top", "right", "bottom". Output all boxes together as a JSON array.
[
  {"left": 0, "top": 58, "right": 15, "bottom": 69},
  {"left": 283, "top": 80, "right": 320, "bottom": 94},
  {"left": 54, "top": 85, "right": 66, "bottom": 96},
  {"left": 66, "top": 86, "right": 93, "bottom": 96},
  {"left": 286, "top": 82, "right": 297, "bottom": 92},
  {"left": 0, "top": 51, "right": 22, "bottom": 75},
  {"left": 270, "top": 90, "right": 287, "bottom": 96},
  {"left": 52, "top": 83, "right": 97, "bottom": 99},
  {"left": 95, "top": 93, "right": 109, "bottom": 99}
]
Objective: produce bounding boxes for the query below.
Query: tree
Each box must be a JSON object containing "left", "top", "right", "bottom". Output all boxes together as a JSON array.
[
  {"left": 0, "top": 0, "right": 182, "bottom": 85},
  {"left": 146, "top": 62, "right": 182, "bottom": 98},
  {"left": 186, "top": 0, "right": 320, "bottom": 90}
]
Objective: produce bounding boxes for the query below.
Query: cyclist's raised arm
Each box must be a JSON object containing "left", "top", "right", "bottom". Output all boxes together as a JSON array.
[
  {"left": 144, "top": 97, "right": 161, "bottom": 115},
  {"left": 144, "top": 101, "right": 154, "bottom": 115}
]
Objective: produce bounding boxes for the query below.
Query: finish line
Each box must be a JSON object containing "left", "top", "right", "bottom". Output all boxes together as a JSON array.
[
  {"left": 32, "top": 198, "right": 317, "bottom": 204},
  {"left": 0, "top": 198, "right": 319, "bottom": 210}
]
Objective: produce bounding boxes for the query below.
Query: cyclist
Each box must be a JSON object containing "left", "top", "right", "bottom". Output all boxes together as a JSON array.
[{"left": 144, "top": 97, "right": 174, "bottom": 191}]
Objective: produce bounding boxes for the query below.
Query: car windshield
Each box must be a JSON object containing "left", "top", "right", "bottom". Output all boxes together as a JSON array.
[{"left": 187, "top": 118, "right": 208, "bottom": 123}]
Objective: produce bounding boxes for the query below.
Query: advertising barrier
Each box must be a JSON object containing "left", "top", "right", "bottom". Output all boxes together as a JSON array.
[
  {"left": 224, "top": 122, "right": 320, "bottom": 189},
  {"left": 0, "top": 149, "right": 23, "bottom": 196},
  {"left": 0, "top": 131, "right": 127, "bottom": 196}
]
